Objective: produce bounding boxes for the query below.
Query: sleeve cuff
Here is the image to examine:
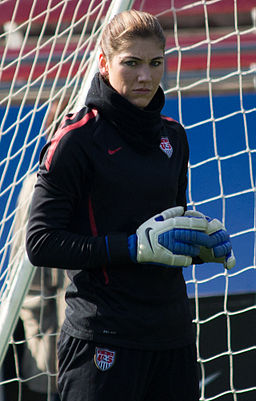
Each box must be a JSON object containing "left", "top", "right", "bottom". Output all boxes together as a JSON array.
[{"left": 105, "top": 233, "right": 131, "bottom": 265}]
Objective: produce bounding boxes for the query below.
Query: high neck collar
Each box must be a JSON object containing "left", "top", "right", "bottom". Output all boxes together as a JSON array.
[{"left": 85, "top": 73, "right": 165, "bottom": 150}]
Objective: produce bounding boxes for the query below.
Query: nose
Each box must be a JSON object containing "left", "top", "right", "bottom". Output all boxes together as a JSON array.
[{"left": 137, "top": 65, "right": 152, "bottom": 82}]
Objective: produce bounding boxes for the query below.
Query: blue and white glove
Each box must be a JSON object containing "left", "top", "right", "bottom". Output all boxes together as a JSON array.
[
  {"left": 128, "top": 206, "right": 209, "bottom": 268},
  {"left": 184, "top": 210, "right": 236, "bottom": 270}
]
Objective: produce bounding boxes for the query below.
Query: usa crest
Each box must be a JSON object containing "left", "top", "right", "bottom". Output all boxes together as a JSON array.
[
  {"left": 160, "top": 137, "right": 173, "bottom": 158},
  {"left": 94, "top": 347, "right": 116, "bottom": 371}
]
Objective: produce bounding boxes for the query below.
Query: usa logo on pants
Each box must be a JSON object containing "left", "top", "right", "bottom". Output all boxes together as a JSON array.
[{"left": 94, "top": 347, "right": 116, "bottom": 371}]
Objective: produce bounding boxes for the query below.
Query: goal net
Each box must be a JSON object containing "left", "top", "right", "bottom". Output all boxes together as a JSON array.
[{"left": 0, "top": 0, "right": 255, "bottom": 400}]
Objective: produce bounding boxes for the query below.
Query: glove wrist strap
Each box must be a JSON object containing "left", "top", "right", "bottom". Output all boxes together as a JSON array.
[{"left": 128, "top": 234, "right": 137, "bottom": 263}]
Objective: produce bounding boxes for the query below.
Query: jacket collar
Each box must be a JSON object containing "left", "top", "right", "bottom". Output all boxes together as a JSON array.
[{"left": 85, "top": 73, "right": 165, "bottom": 150}]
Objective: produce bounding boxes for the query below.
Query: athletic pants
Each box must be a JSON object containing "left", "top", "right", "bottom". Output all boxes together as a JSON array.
[{"left": 57, "top": 330, "right": 199, "bottom": 401}]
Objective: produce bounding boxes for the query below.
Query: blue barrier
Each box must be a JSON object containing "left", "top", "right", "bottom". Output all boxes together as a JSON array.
[{"left": 1, "top": 93, "right": 255, "bottom": 296}]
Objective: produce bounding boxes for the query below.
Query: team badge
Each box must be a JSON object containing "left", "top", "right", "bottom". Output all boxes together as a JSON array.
[
  {"left": 160, "top": 137, "right": 173, "bottom": 158},
  {"left": 94, "top": 347, "right": 116, "bottom": 371}
]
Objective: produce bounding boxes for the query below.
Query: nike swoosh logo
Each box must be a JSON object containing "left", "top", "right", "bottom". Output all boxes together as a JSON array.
[
  {"left": 199, "top": 371, "right": 221, "bottom": 389},
  {"left": 145, "top": 227, "right": 154, "bottom": 252},
  {"left": 108, "top": 147, "right": 122, "bottom": 155}
]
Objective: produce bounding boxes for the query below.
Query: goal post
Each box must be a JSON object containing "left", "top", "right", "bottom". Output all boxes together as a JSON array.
[
  {"left": 0, "top": 255, "right": 35, "bottom": 368},
  {"left": 0, "top": 1, "right": 256, "bottom": 400}
]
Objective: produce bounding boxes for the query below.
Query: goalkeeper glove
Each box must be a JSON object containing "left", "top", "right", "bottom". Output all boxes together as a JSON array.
[
  {"left": 128, "top": 206, "right": 209, "bottom": 268},
  {"left": 184, "top": 210, "right": 236, "bottom": 270}
]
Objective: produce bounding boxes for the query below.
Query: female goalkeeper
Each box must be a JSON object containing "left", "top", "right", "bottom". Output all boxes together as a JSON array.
[{"left": 26, "top": 9, "right": 235, "bottom": 401}]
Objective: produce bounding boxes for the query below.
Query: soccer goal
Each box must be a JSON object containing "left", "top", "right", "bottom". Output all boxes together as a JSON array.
[{"left": 0, "top": 1, "right": 255, "bottom": 400}]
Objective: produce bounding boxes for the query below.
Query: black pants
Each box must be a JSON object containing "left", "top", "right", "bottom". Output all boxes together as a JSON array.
[{"left": 57, "top": 330, "right": 199, "bottom": 401}]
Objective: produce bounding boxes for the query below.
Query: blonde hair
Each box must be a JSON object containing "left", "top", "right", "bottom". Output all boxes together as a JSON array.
[{"left": 100, "top": 9, "right": 165, "bottom": 60}]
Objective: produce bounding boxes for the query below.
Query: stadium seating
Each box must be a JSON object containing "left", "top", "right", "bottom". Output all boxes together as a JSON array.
[
  {"left": 0, "top": 0, "right": 254, "bottom": 24},
  {"left": 1, "top": 0, "right": 255, "bottom": 94}
]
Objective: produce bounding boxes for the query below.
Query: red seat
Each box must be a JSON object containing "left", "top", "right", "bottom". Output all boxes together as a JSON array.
[{"left": 0, "top": 0, "right": 254, "bottom": 24}]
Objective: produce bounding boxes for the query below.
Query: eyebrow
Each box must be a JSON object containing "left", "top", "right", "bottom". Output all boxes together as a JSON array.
[{"left": 122, "top": 56, "right": 164, "bottom": 61}]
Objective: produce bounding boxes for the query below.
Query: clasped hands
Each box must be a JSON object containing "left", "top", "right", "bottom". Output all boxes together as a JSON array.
[{"left": 128, "top": 206, "right": 236, "bottom": 270}]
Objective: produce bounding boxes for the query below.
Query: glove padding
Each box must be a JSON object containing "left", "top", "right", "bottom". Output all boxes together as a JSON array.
[
  {"left": 184, "top": 210, "right": 236, "bottom": 270},
  {"left": 128, "top": 206, "right": 209, "bottom": 268}
]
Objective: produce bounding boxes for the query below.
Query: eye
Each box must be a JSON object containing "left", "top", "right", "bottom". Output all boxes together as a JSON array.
[
  {"left": 151, "top": 60, "right": 162, "bottom": 67},
  {"left": 124, "top": 60, "right": 137, "bottom": 67}
]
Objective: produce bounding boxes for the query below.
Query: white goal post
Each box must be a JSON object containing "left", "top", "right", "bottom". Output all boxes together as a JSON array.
[
  {"left": 0, "top": 1, "right": 256, "bottom": 401},
  {"left": 0, "top": 255, "right": 35, "bottom": 368}
]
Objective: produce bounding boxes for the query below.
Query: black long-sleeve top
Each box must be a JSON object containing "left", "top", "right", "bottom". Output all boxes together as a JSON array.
[{"left": 26, "top": 73, "right": 194, "bottom": 349}]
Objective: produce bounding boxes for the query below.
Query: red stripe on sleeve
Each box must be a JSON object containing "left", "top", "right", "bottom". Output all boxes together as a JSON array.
[
  {"left": 161, "top": 115, "right": 177, "bottom": 123},
  {"left": 88, "top": 196, "right": 98, "bottom": 237},
  {"left": 45, "top": 109, "right": 98, "bottom": 171},
  {"left": 88, "top": 196, "right": 109, "bottom": 285}
]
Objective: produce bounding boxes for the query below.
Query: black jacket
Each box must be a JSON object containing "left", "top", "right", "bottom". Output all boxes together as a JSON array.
[{"left": 26, "top": 73, "right": 193, "bottom": 349}]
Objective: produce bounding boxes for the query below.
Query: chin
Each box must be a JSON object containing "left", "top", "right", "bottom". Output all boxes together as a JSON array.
[{"left": 130, "top": 99, "right": 151, "bottom": 109}]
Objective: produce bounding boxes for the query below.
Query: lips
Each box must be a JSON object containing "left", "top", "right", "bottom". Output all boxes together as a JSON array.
[{"left": 133, "top": 88, "right": 151, "bottom": 93}]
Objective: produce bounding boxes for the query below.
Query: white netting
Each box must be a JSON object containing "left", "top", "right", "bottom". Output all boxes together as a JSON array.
[
  {"left": 0, "top": 0, "right": 256, "bottom": 400},
  {"left": 159, "top": 2, "right": 256, "bottom": 400},
  {"left": 0, "top": 1, "right": 132, "bottom": 400}
]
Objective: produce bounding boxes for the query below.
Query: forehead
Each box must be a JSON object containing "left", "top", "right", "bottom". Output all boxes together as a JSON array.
[{"left": 115, "top": 37, "right": 164, "bottom": 59}]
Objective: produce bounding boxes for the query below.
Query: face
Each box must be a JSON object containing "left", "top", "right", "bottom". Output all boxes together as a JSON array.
[{"left": 99, "top": 37, "right": 164, "bottom": 108}]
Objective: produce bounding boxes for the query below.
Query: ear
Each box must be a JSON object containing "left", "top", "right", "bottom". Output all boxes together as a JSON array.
[{"left": 99, "top": 53, "right": 109, "bottom": 77}]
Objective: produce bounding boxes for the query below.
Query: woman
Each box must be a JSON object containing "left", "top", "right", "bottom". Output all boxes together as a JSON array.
[{"left": 26, "top": 10, "right": 235, "bottom": 401}]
